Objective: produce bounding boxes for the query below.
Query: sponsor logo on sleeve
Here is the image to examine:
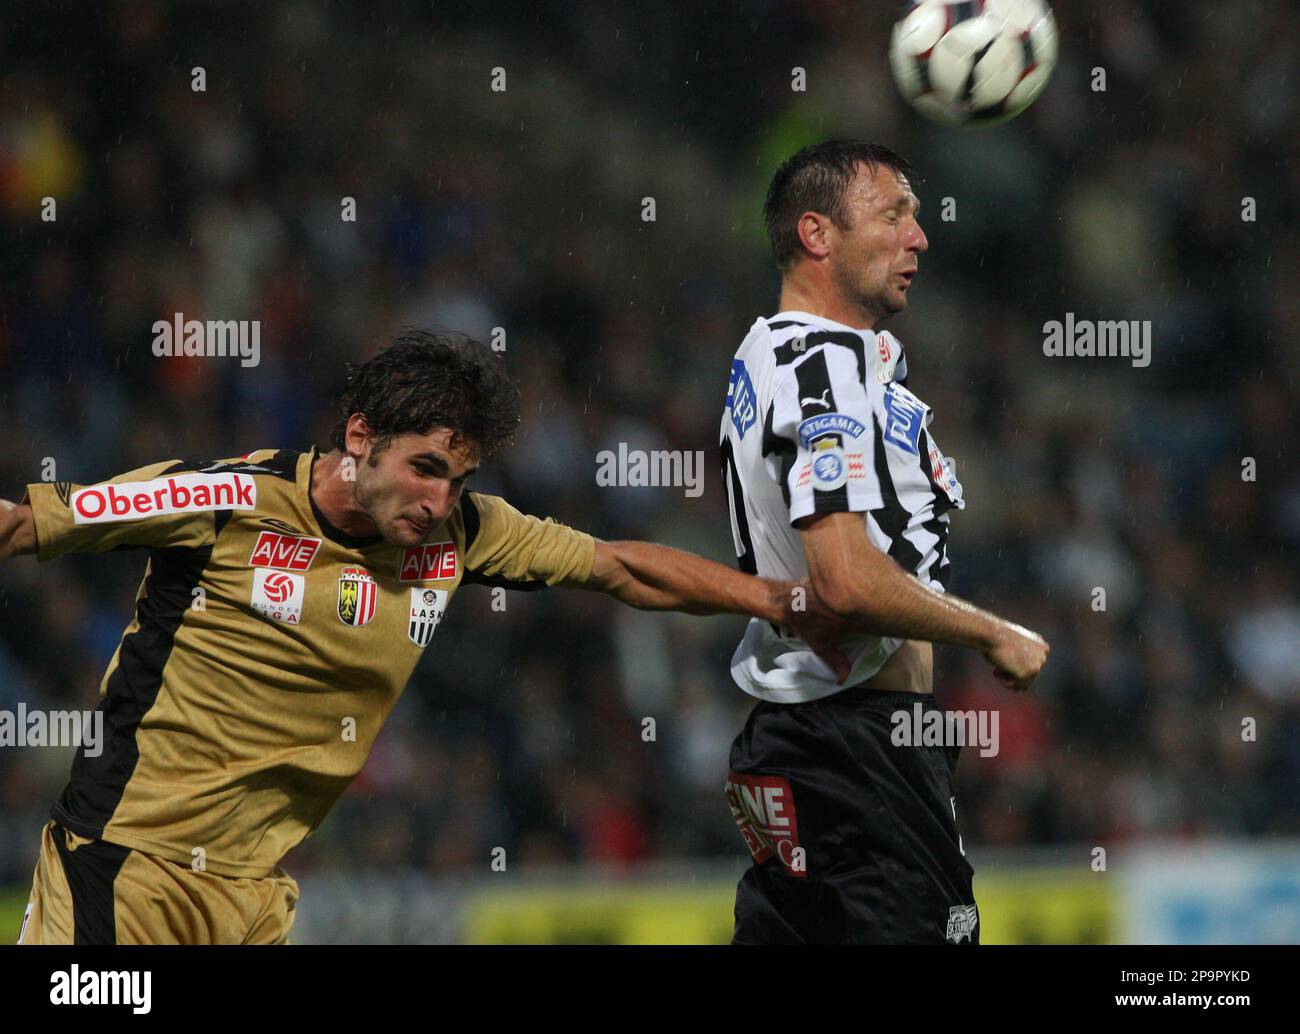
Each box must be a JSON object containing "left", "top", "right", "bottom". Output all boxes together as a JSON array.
[
  {"left": 882, "top": 383, "right": 928, "bottom": 456},
  {"left": 928, "top": 444, "right": 965, "bottom": 505},
  {"left": 875, "top": 331, "right": 900, "bottom": 384},
  {"left": 810, "top": 446, "right": 849, "bottom": 491},
  {"left": 727, "top": 359, "right": 757, "bottom": 438},
  {"left": 408, "top": 588, "right": 448, "bottom": 647},
  {"left": 797, "top": 412, "right": 866, "bottom": 449},
  {"left": 71, "top": 473, "right": 257, "bottom": 525},
  {"left": 796, "top": 442, "right": 865, "bottom": 490},
  {"left": 398, "top": 542, "right": 458, "bottom": 583},
  {"left": 251, "top": 569, "right": 304, "bottom": 625},
  {"left": 337, "top": 566, "right": 377, "bottom": 627},
  {"left": 725, "top": 772, "right": 805, "bottom": 877},
  {"left": 247, "top": 531, "right": 322, "bottom": 571}
]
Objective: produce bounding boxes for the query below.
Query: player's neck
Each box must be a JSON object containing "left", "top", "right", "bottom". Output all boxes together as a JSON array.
[
  {"left": 310, "top": 449, "right": 381, "bottom": 539},
  {"left": 778, "top": 278, "right": 877, "bottom": 332}
]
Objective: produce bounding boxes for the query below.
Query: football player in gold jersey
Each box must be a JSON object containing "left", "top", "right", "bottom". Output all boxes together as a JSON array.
[{"left": 0, "top": 328, "right": 850, "bottom": 945}]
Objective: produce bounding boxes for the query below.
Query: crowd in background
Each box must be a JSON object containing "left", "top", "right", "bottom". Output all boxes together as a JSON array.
[{"left": 1, "top": 1, "right": 1297, "bottom": 887}]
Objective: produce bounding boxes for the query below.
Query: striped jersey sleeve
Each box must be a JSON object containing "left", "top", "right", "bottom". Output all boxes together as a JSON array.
[{"left": 767, "top": 336, "right": 886, "bottom": 523}]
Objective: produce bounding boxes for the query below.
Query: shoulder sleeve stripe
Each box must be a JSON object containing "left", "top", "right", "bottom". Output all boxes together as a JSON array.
[
  {"left": 461, "top": 492, "right": 482, "bottom": 554},
  {"left": 460, "top": 570, "right": 547, "bottom": 592},
  {"left": 760, "top": 400, "right": 794, "bottom": 510}
]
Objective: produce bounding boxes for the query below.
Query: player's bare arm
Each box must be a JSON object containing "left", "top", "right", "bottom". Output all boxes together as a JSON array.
[
  {"left": 585, "top": 539, "right": 852, "bottom": 682},
  {"left": 0, "top": 499, "right": 36, "bottom": 562},
  {"left": 799, "top": 510, "right": 1049, "bottom": 690}
]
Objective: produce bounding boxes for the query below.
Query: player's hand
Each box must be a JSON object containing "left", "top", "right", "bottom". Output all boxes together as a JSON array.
[
  {"left": 0, "top": 499, "right": 15, "bottom": 512},
  {"left": 778, "top": 579, "right": 854, "bottom": 684},
  {"left": 983, "top": 622, "right": 1049, "bottom": 691}
]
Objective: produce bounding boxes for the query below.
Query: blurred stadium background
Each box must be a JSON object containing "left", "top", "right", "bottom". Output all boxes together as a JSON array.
[{"left": 1, "top": 1, "right": 1297, "bottom": 943}]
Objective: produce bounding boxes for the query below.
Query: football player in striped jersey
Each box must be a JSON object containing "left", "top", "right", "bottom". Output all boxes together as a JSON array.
[{"left": 720, "top": 140, "right": 1050, "bottom": 944}]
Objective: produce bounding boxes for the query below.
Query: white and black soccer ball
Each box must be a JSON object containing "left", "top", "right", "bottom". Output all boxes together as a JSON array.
[{"left": 889, "top": 0, "right": 1059, "bottom": 127}]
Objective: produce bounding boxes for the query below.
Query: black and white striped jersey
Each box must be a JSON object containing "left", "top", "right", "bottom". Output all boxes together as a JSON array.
[{"left": 719, "top": 310, "right": 965, "bottom": 703}]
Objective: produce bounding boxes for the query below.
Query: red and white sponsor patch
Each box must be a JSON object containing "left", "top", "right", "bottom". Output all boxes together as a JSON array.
[
  {"left": 251, "top": 569, "right": 304, "bottom": 624},
  {"left": 398, "top": 542, "right": 458, "bottom": 582},
  {"left": 725, "top": 772, "right": 805, "bottom": 877},
  {"left": 795, "top": 453, "right": 866, "bottom": 489},
  {"left": 72, "top": 473, "right": 256, "bottom": 525},
  {"left": 247, "top": 530, "right": 322, "bottom": 571}
]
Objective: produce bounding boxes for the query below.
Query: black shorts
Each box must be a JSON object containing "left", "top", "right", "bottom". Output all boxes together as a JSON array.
[{"left": 726, "top": 688, "right": 979, "bottom": 945}]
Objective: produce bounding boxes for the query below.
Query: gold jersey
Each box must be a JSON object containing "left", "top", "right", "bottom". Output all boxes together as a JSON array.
[{"left": 22, "top": 447, "right": 595, "bottom": 878}]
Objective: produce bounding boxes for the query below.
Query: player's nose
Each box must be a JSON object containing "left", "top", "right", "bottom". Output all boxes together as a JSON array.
[
  {"left": 909, "top": 220, "right": 928, "bottom": 254},
  {"left": 422, "top": 484, "right": 450, "bottom": 523}
]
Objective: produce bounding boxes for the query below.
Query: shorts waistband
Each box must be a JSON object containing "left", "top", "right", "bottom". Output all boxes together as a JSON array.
[{"left": 823, "top": 686, "right": 938, "bottom": 709}]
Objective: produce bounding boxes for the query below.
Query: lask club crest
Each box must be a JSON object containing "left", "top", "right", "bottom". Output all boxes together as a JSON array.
[
  {"left": 408, "top": 588, "right": 448, "bottom": 647},
  {"left": 337, "top": 566, "right": 378, "bottom": 627}
]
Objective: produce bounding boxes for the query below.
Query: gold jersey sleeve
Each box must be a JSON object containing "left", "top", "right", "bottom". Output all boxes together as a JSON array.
[
  {"left": 23, "top": 457, "right": 260, "bottom": 561},
  {"left": 460, "top": 491, "right": 596, "bottom": 589}
]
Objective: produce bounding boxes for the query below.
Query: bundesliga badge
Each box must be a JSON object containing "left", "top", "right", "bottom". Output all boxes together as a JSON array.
[
  {"left": 337, "top": 566, "right": 378, "bottom": 627},
  {"left": 810, "top": 443, "right": 849, "bottom": 491},
  {"left": 408, "top": 588, "right": 447, "bottom": 647}
]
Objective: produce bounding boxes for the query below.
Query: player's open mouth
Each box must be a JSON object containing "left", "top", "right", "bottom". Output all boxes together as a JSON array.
[{"left": 896, "top": 269, "right": 916, "bottom": 285}]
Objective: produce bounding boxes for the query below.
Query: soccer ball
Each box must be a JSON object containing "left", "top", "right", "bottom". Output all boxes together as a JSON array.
[{"left": 889, "top": 0, "right": 1059, "bottom": 127}]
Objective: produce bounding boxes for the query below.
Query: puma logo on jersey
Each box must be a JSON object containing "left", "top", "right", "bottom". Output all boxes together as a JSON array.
[{"left": 800, "top": 389, "right": 832, "bottom": 409}]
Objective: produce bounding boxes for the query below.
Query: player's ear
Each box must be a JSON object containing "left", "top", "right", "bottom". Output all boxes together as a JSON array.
[
  {"left": 344, "top": 414, "right": 374, "bottom": 460},
  {"left": 797, "top": 210, "right": 833, "bottom": 260}
]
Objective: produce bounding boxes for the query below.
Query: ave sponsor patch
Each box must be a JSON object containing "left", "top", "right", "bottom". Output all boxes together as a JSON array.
[
  {"left": 71, "top": 473, "right": 256, "bottom": 524},
  {"left": 337, "top": 566, "right": 378, "bottom": 627},
  {"left": 250, "top": 569, "right": 304, "bottom": 625},
  {"left": 725, "top": 772, "right": 805, "bottom": 877},
  {"left": 398, "top": 542, "right": 458, "bottom": 582},
  {"left": 247, "top": 530, "right": 322, "bottom": 571},
  {"left": 408, "top": 588, "right": 447, "bottom": 647}
]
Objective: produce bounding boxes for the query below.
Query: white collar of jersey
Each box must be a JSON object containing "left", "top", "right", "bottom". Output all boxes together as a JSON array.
[
  {"left": 770, "top": 310, "right": 874, "bottom": 335},
  {"left": 769, "top": 311, "right": 906, "bottom": 385}
]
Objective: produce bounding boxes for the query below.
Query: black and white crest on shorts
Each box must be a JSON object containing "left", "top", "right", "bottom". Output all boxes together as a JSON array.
[{"left": 946, "top": 903, "right": 979, "bottom": 944}]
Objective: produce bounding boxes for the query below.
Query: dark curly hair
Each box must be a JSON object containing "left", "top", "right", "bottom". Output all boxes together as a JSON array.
[
  {"left": 330, "top": 328, "right": 521, "bottom": 458},
  {"left": 763, "top": 140, "right": 920, "bottom": 271}
]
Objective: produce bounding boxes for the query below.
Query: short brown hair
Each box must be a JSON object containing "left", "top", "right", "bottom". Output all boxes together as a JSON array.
[{"left": 763, "top": 141, "right": 919, "bottom": 270}]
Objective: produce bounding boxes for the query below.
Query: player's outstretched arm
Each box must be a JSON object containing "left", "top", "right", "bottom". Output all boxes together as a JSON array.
[
  {"left": 0, "top": 500, "right": 36, "bottom": 563},
  {"left": 584, "top": 539, "right": 852, "bottom": 681},
  {"left": 799, "top": 511, "right": 1050, "bottom": 691}
]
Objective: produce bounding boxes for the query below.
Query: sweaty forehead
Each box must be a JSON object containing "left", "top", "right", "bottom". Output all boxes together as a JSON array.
[
  {"left": 400, "top": 429, "right": 480, "bottom": 466},
  {"left": 848, "top": 163, "right": 914, "bottom": 210}
]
